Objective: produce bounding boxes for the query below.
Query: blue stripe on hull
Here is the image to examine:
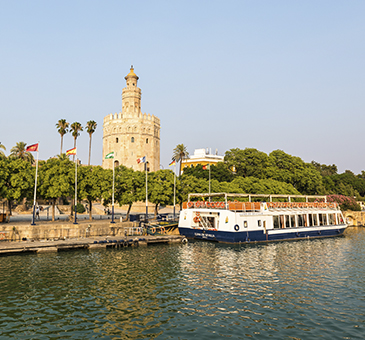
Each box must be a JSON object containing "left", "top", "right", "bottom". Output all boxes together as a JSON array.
[{"left": 178, "top": 227, "right": 347, "bottom": 244}]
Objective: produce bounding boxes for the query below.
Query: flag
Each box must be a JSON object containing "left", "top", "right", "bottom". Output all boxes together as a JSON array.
[
  {"left": 169, "top": 159, "right": 176, "bottom": 167},
  {"left": 105, "top": 152, "right": 114, "bottom": 159},
  {"left": 203, "top": 164, "right": 210, "bottom": 170},
  {"left": 26, "top": 143, "right": 39, "bottom": 152},
  {"left": 137, "top": 156, "right": 146, "bottom": 164},
  {"left": 66, "top": 147, "right": 77, "bottom": 156}
]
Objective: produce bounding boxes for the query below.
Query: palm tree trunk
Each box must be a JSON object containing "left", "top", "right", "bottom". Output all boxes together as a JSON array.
[
  {"left": 88, "top": 135, "right": 92, "bottom": 166},
  {"left": 60, "top": 135, "right": 63, "bottom": 155}
]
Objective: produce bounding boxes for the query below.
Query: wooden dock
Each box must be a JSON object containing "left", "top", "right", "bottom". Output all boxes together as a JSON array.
[{"left": 0, "top": 235, "right": 186, "bottom": 255}]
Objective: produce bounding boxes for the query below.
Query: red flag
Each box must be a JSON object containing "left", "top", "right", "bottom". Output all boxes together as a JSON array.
[
  {"left": 26, "top": 143, "right": 39, "bottom": 152},
  {"left": 66, "top": 147, "right": 77, "bottom": 156}
]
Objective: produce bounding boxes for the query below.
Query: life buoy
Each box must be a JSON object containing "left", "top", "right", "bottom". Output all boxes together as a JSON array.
[
  {"left": 188, "top": 201, "right": 194, "bottom": 208},
  {"left": 0, "top": 233, "right": 5, "bottom": 240},
  {"left": 151, "top": 227, "right": 156, "bottom": 234},
  {"left": 234, "top": 224, "right": 239, "bottom": 231},
  {"left": 194, "top": 201, "right": 200, "bottom": 208},
  {"left": 220, "top": 202, "right": 225, "bottom": 209},
  {"left": 195, "top": 212, "right": 200, "bottom": 217}
]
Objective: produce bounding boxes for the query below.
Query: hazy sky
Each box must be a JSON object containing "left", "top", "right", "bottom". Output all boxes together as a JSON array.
[{"left": 1, "top": 1, "right": 364, "bottom": 174}]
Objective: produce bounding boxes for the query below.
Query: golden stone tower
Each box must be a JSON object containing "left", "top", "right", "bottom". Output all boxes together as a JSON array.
[{"left": 102, "top": 67, "right": 160, "bottom": 171}]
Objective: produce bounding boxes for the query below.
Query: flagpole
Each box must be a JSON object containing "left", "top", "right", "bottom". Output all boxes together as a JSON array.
[
  {"left": 73, "top": 149, "right": 78, "bottom": 224},
  {"left": 209, "top": 162, "right": 211, "bottom": 201},
  {"left": 145, "top": 157, "right": 148, "bottom": 222},
  {"left": 31, "top": 142, "right": 39, "bottom": 225},
  {"left": 111, "top": 157, "right": 115, "bottom": 223},
  {"left": 173, "top": 162, "right": 176, "bottom": 220}
]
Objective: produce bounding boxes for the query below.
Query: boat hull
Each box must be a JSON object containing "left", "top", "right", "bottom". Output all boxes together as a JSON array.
[{"left": 178, "top": 226, "right": 347, "bottom": 244}]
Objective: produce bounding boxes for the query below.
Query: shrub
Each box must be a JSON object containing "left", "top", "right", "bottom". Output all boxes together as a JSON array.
[
  {"left": 76, "top": 202, "right": 86, "bottom": 214},
  {"left": 327, "top": 194, "right": 361, "bottom": 211}
]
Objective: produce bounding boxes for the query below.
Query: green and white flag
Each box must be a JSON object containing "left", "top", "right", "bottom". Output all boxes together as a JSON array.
[{"left": 105, "top": 152, "right": 114, "bottom": 159}]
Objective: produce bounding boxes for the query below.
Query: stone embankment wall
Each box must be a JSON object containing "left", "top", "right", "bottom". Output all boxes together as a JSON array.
[
  {"left": 0, "top": 221, "right": 137, "bottom": 242},
  {"left": 343, "top": 211, "right": 365, "bottom": 226}
]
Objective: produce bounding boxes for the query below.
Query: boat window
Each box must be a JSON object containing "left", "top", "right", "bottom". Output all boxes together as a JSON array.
[
  {"left": 328, "top": 213, "right": 335, "bottom": 225},
  {"left": 273, "top": 216, "right": 280, "bottom": 229},
  {"left": 319, "top": 214, "right": 324, "bottom": 226},
  {"left": 244, "top": 221, "right": 248, "bottom": 228},
  {"left": 280, "top": 215, "right": 285, "bottom": 228},
  {"left": 308, "top": 214, "right": 313, "bottom": 226},
  {"left": 304, "top": 214, "right": 308, "bottom": 227},
  {"left": 290, "top": 215, "right": 296, "bottom": 228},
  {"left": 258, "top": 220, "right": 262, "bottom": 227},
  {"left": 297, "top": 215, "right": 305, "bottom": 227},
  {"left": 285, "top": 215, "right": 290, "bottom": 228},
  {"left": 313, "top": 214, "right": 318, "bottom": 226},
  {"left": 322, "top": 214, "right": 327, "bottom": 225},
  {"left": 338, "top": 214, "right": 344, "bottom": 224}
]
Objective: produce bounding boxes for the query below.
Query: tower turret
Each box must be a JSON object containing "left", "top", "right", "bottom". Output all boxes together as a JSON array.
[{"left": 122, "top": 65, "right": 141, "bottom": 116}]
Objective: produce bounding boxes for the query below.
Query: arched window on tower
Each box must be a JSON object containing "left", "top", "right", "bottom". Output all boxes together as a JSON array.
[
  {"left": 131, "top": 137, "right": 134, "bottom": 143},
  {"left": 146, "top": 138, "right": 148, "bottom": 144},
  {"left": 116, "top": 137, "right": 118, "bottom": 143}
]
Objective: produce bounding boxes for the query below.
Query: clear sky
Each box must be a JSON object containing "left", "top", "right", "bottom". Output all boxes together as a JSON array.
[{"left": 1, "top": 0, "right": 364, "bottom": 174}]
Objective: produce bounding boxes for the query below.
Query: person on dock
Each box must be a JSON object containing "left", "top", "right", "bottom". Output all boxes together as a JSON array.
[{"left": 36, "top": 206, "right": 40, "bottom": 220}]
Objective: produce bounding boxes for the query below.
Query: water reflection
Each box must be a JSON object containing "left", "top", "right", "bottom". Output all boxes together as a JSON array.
[{"left": 0, "top": 229, "right": 364, "bottom": 339}]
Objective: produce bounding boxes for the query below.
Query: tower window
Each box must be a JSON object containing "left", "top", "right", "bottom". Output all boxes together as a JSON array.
[
  {"left": 146, "top": 138, "right": 148, "bottom": 144},
  {"left": 131, "top": 137, "right": 134, "bottom": 143},
  {"left": 116, "top": 138, "right": 119, "bottom": 143}
]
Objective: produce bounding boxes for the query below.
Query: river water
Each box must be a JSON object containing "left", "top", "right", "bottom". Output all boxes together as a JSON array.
[{"left": 0, "top": 228, "right": 364, "bottom": 339}]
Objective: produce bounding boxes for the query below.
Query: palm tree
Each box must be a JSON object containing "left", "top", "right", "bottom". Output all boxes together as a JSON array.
[
  {"left": 86, "top": 120, "right": 97, "bottom": 165},
  {"left": 57, "top": 153, "right": 69, "bottom": 161},
  {"left": 70, "top": 122, "right": 83, "bottom": 161},
  {"left": 172, "top": 144, "right": 189, "bottom": 176},
  {"left": 10, "top": 142, "right": 34, "bottom": 163},
  {"left": 0, "top": 142, "right": 6, "bottom": 158},
  {"left": 56, "top": 119, "right": 69, "bottom": 155}
]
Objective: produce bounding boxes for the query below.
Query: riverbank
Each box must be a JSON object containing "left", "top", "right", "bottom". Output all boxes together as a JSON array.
[{"left": 0, "top": 233, "right": 185, "bottom": 255}]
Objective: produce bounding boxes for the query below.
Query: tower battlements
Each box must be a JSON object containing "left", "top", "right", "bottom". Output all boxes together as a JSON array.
[{"left": 103, "top": 112, "right": 160, "bottom": 125}]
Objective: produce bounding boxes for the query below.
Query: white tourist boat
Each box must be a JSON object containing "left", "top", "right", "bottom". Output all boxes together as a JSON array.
[{"left": 178, "top": 193, "right": 347, "bottom": 243}]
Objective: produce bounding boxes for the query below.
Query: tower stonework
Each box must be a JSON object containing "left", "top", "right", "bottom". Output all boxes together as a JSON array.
[{"left": 102, "top": 67, "right": 160, "bottom": 171}]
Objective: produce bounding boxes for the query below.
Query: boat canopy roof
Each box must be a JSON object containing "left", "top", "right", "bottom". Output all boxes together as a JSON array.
[{"left": 187, "top": 192, "right": 327, "bottom": 203}]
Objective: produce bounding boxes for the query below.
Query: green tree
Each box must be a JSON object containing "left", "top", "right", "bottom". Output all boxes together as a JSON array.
[
  {"left": 148, "top": 170, "right": 175, "bottom": 217},
  {"left": 9, "top": 142, "right": 34, "bottom": 164},
  {"left": 269, "top": 150, "right": 325, "bottom": 194},
  {"left": 224, "top": 148, "right": 270, "bottom": 179},
  {"left": 178, "top": 174, "right": 209, "bottom": 206},
  {"left": 0, "top": 158, "right": 34, "bottom": 215},
  {"left": 114, "top": 166, "right": 145, "bottom": 221},
  {"left": 231, "top": 176, "right": 301, "bottom": 195},
  {"left": 172, "top": 144, "right": 189, "bottom": 176},
  {"left": 70, "top": 122, "right": 83, "bottom": 161},
  {"left": 78, "top": 165, "right": 110, "bottom": 220},
  {"left": 311, "top": 161, "right": 338, "bottom": 176},
  {"left": 56, "top": 119, "right": 69, "bottom": 155},
  {"left": 182, "top": 163, "right": 234, "bottom": 182},
  {"left": 86, "top": 120, "right": 97, "bottom": 166},
  {"left": 38, "top": 158, "right": 74, "bottom": 221}
]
